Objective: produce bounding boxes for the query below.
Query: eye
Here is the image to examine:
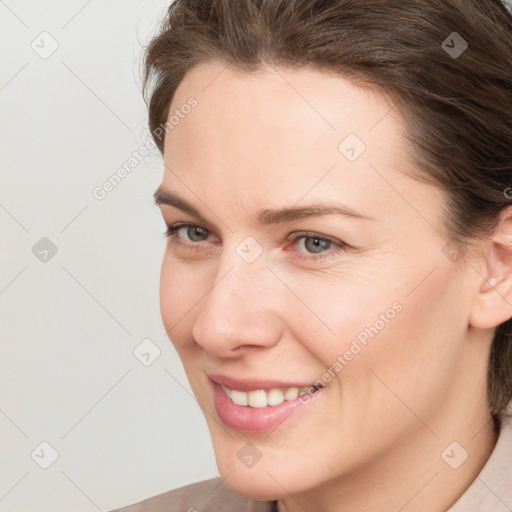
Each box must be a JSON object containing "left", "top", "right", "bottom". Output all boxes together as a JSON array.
[
  {"left": 288, "top": 231, "right": 347, "bottom": 261},
  {"left": 162, "top": 223, "right": 348, "bottom": 261},
  {"left": 163, "top": 223, "right": 215, "bottom": 245}
]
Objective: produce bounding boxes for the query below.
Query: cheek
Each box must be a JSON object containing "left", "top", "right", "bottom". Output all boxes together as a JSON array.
[
  {"left": 159, "top": 254, "right": 209, "bottom": 349},
  {"left": 326, "top": 263, "right": 470, "bottom": 428},
  {"left": 280, "top": 266, "right": 405, "bottom": 370},
  {"left": 290, "top": 259, "right": 466, "bottom": 396}
]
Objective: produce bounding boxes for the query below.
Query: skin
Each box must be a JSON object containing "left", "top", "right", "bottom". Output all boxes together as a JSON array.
[{"left": 155, "top": 61, "right": 512, "bottom": 512}]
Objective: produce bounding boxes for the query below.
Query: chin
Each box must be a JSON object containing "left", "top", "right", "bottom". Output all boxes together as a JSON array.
[
  {"left": 212, "top": 441, "right": 313, "bottom": 501},
  {"left": 218, "top": 466, "right": 284, "bottom": 501}
]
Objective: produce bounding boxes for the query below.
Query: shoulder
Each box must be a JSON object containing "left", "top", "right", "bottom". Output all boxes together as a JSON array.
[{"left": 108, "top": 477, "right": 274, "bottom": 512}]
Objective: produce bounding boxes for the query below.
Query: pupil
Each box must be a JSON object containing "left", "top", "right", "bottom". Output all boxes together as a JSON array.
[
  {"left": 190, "top": 226, "right": 206, "bottom": 241},
  {"left": 306, "top": 237, "right": 326, "bottom": 254}
]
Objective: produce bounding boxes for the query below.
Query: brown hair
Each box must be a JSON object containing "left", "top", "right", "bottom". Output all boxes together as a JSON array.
[{"left": 142, "top": 0, "right": 512, "bottom": 421}]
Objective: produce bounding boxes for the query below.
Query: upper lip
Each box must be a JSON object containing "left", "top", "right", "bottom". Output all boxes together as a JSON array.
[{"left": 208, "top": 373, "right": 323, "bottom": 392}]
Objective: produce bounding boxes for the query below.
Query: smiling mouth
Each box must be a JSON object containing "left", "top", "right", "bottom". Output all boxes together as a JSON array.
[
  {"left": 210, "top": 376, "right": 325, "bottom": 432},
  {"left": 221, "top": 384, "right": 323, "bottom": 408}
]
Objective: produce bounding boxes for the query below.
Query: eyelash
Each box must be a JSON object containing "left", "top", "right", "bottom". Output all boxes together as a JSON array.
[{"left": 162, "top": 222, "right": 348, "bottom": 262}]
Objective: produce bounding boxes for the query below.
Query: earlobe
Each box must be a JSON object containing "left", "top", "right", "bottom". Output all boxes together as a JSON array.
[{"left": 468, "top": 206, "right": 512, "bottom": 330}]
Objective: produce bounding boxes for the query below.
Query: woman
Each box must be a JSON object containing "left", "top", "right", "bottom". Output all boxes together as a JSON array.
[{"left": 112, "top": 0, "right": 512, "bottom": 510}]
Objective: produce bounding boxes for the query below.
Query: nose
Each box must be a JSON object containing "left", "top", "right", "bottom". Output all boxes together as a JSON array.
[{"left": 191, "top": 246, "right": 283, "bottom": 357}]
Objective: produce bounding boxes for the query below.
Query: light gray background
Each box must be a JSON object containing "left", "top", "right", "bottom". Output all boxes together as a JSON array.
[{"left": 0, "top": 1, "right": 218, "bottom": 511}]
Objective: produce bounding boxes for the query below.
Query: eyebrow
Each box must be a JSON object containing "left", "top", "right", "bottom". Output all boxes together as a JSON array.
[{"left": 153, "top": 186, "right": 375, "bottom": 225}]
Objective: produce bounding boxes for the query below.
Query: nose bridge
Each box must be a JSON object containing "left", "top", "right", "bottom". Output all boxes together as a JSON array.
[
  {"left": 207, "top": 233, "right": 271, "bottom": 311},
  {"left": 192, "top": 239, "right": 281, "bottom": 353}
]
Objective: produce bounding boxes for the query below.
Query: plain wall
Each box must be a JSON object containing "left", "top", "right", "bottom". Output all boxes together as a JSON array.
[{"left": 0, "top": 1, "right": 218, "bottom": 511}]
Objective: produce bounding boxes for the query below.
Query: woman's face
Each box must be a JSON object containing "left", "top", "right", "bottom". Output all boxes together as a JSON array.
[{"left": 156, "top": 61, "right": 485, "bottom": 499}]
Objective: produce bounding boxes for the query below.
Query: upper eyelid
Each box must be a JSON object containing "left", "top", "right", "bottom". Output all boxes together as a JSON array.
[{"left": 171, "top": 222, "right": 219, "bottom": 240}]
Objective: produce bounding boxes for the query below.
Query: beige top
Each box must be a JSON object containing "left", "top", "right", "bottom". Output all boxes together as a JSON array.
[{"left": 110, "top": 415, "right": 512, "bottom": 512}]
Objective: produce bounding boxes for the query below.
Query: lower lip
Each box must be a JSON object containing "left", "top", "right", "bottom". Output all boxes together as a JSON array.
[{"left": 211, "top": 380, "right": 322, "bottom": 433}]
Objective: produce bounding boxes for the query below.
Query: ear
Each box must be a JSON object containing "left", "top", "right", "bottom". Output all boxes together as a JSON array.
[{"left": 469, "top": 205, "right": 512, "bottom": 330}]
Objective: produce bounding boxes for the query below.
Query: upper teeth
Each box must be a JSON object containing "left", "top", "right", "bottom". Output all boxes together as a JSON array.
[{"left": 222, "top": 385, "right": 318, "bottom": 408}]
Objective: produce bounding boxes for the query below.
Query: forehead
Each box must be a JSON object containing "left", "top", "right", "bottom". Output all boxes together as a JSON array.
[
  {"left": 161, "top": 61, "right": 445, "bottom": 231},
  {"left": 167, "top": 61, "right": 400, "bottom": 144}
]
